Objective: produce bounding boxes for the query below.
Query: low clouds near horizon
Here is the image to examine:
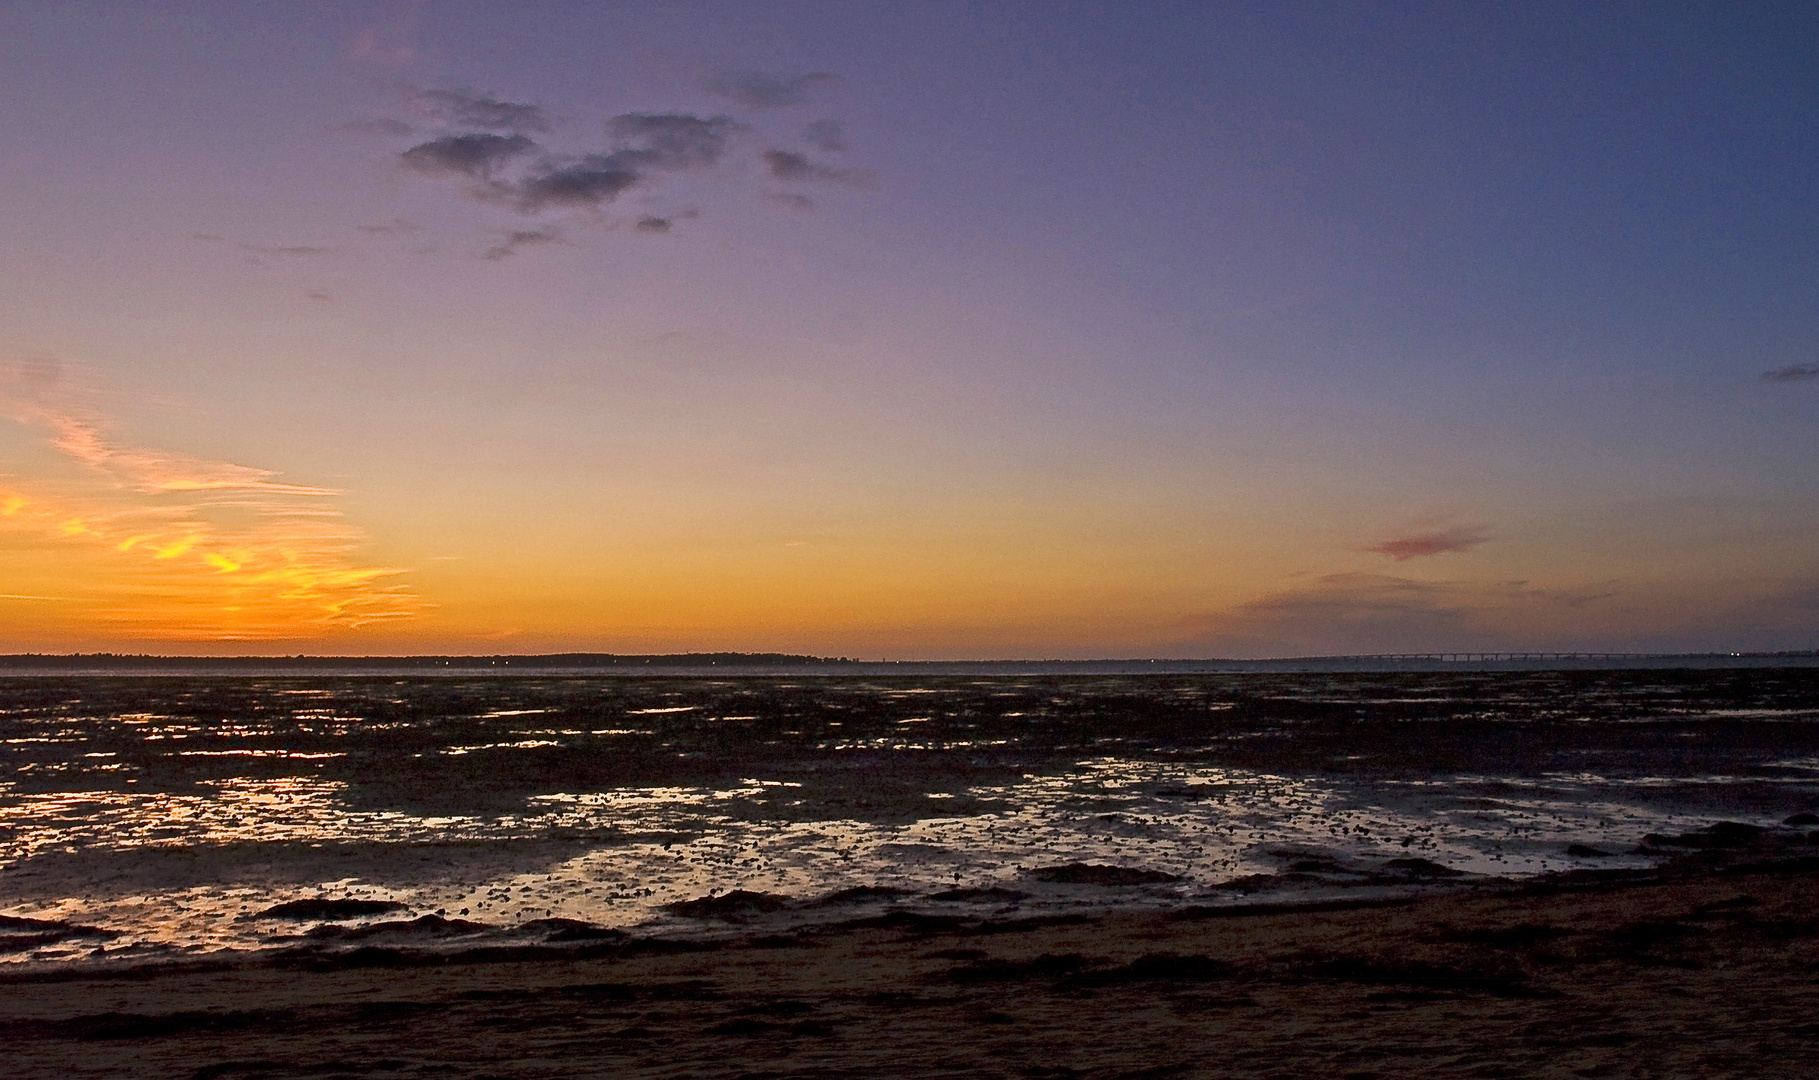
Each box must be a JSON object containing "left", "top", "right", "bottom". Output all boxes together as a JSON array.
[
  {"left": 0, "top": 361, "right": 420, "bottom": 640},
  {"left": 1366, "top": 525, "right": 1490, "bottom": 561}
]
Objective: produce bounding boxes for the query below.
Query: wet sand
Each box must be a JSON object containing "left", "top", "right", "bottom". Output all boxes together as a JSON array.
[{"left": 6, "top": 861, "right": 1817, "bottom": 1079}]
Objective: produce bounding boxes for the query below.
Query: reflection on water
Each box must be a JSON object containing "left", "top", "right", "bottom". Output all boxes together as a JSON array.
[{"left": 3, "top": 671, "right": 1818, "bottom": 964}]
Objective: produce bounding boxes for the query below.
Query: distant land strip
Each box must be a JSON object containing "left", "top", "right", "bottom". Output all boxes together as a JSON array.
[{"left": 0, "top": 651, "right": 1816, "bottom": 674}]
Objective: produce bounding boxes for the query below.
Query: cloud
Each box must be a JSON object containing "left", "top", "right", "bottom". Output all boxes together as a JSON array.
[
  {"left": 341, "top": 117, "right": 415, "bottom": 137},
  {"left": 0, "top": 362, "right": 422, "bottom": 638},
  {"left": 1171, "top": 571, "right": 1681, "bottom": 658},
  {"left": 767, "top": 192, "right": 816, "bottom": 212},
  {"left": 378, "top": 86, "right": 870, "bottom": 227},
  {"left": 399, "top": 133, "right": 538, "bottom": 178},
  {"left": 510, "top": 153, "right": 642, "bottom": 209},
  {"left": 803, "top": 119, "right": 845, "bottom": 152},
  {"left": 483, "top": 228, "right": 562, "bottom": 260},
  {"left": 1181, "top": 573, "right": 1474, "bottom": 657},
  {"left": 43, "top": 411, "right": 340, "bottom": 497},
  {"left": 762, "top": 149, "right": 876, "bottom": 187},
  {"left": 354, "top": 218, "right": 421, "bottom": 235},
  {"left": 242, "top": 243, "right": 332, "bottom": 258},
  {"left": 407, "top": 88, "right": 550, "bottom": 132},
  {"left": 1366, "top": 525, "right": 1490, "bottom": 561},
  {"left": 1761, "top": 364, "right": 1819, "bottom": 383},
  {"left": 405, "top": 112, "right": 742, "bottom": 214},
  {"left": 707, "top": 71, "right": 839, "bottom": 109},
  {"left": 605, "top": 112, "right": 740, "bottom": 168}
]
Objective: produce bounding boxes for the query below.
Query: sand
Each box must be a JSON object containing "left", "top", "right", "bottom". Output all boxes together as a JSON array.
[{"left": 5, "top": 860, "right": 1817, "bottom": 1079}]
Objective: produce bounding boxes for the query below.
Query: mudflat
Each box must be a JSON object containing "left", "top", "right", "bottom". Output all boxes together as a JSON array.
[{"left": 6, "top": 862, "right": 1817, "bottom": 1079}]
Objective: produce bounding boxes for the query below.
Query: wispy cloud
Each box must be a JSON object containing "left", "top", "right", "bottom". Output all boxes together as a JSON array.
[
  {"left": 482, "top": 228, "right": 563, "bottom": 260},
  {"left": 761, "top": 149, "right": 876, "bottom": 188},
  {"left": 340, "top": 117, "right": 415, "bottom": 137},
  {"left": 1176, "top": 572, "right": 1613, "bottom": 657},
  {"left": 1761, "top": 364, "right": 1819, "bottom": 383},
  {"left": 803, "top": 119, "right": 845, "bottom": 152},
  {"left": 1365, "top": 525, "right": 1490, "bottom": 561},
  {"left": 400, "top": 132, "right": 539, "bottom": 178},
  {"left": 706, "top": 71, "right": 840, "bottom": 109},
  {"left": 0, "top": 363, "right": 422, "bottom": 639},
  {"left": 405, "top": 88, "right": 551, "bottom": 133}
]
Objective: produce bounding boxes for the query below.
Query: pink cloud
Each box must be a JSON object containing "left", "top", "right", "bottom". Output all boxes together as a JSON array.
[{"left": 1366, "top": 525, "right": 1490, "bottom": 561}]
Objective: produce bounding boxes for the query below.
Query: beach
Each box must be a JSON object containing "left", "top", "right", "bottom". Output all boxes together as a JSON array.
[
  {"left": 5, "top": 670, "right": 1818, "bottom": 1076},
  {"left": 5, "top": 858, "right": 1818, "bottom": 1078}
]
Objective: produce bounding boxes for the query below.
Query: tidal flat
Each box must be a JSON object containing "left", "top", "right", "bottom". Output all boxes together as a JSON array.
[{"left": 3, "top": 671, "right": 1818, "bottom": 1075}]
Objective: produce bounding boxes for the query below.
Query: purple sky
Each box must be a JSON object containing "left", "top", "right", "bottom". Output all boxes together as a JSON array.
[{"left": 1, "top": 2, "right": 1815, "bottom": 656}]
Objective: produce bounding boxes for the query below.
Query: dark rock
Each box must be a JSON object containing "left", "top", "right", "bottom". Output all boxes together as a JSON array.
[
  {"left": 0, "top": 914, "right": 117, "bottom": 952},
  {"left": 663, "top": 890, "right": 793, "bottom": 920},
  {"left": 930, "top": 886, "right": 1029, "bottom": 902},
  {"left": 1643, "top": 821, "right": 1769, "bottom": 850},
  {"left": 1382, "top": 857, "right": 1465, "bottom": 877},
  {"left": 1566, "top": 844, "right": 1615, "bottom": 857},
  {"left": 516, "top": 917, "right": 624, "bottom": 941},
  {"left": 254, "top": 898, "right": 405, "bottom": 921},
  {"left": 305, "top": 915, "right": 490, "bottom": 940},
  {"left": 1032, "top": 863, "right": 1181, "bottom": 886}
]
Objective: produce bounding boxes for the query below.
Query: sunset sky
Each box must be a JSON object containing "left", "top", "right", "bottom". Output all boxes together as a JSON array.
[{"left": 2, "top": 2, "right": 1816, "bottom": 657}]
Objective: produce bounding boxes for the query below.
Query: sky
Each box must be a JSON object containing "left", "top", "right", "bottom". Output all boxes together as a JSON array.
[{"left": 1, "top": 0, "right": 1816, "bottom": 658}]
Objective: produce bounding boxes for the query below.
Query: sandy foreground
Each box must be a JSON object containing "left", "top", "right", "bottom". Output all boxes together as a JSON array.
[{"left": 4, "top": 863, "right": 1817, "bottom": 1080}]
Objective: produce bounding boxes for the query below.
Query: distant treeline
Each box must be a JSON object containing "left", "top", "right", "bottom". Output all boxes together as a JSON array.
[
  {"left": 1, "top": 651, "right": 1815, "bottom": 674},
  {"left": 0, "top": 652, "right": 851, "bottom": 669}
]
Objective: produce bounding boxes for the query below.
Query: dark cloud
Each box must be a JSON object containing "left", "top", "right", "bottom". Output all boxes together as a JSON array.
[
  {"left": 489, "top": 113, "right": 739, "bottom": 212},
  {"left": 409, "top": 88, "right": 550, "bottom": 133},
  {"left": 606, "top": 113, "right": 740, "bottom": 169},
  {"left": 803, "top": 119, "right": 845, "bottom": 152},
  {"left": 482, "top": 228, "right": 562, "bottom": 261},
  {"left": 1366, "top": 525, "right": 1490, "bottom": 561},
  {"left": 763, "top": 149, "right": 817, "bottom": 181},
  {"left": 512, "top": 154, "right": 641, "bottom": 210},
  {"left": 762, "top": 149, "right": 876, "bottom": 187},
  {"left": 767, "top": 192, "right": 816, "bottom": 212},
  {"left": 1761, "top": 364, "right": 1819, "bottom": 383},
  {"left": 381, "top": 88, "right": 871, "bottom": 226},
  {"left": 707, "top": 71, "right": 839, "bottom": 109},
  {"left": 400, "top": 133, "right": 537, "bottom": 178}
]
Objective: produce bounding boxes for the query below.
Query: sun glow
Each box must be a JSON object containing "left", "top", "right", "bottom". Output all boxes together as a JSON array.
[{"left": 1, "top": 368, "right": 422, "bottom": 641}]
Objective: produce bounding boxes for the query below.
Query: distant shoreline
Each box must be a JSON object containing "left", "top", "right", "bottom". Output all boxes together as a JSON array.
[{"left": 1, "top": 650, "right": 1816, "bottom": 675}]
